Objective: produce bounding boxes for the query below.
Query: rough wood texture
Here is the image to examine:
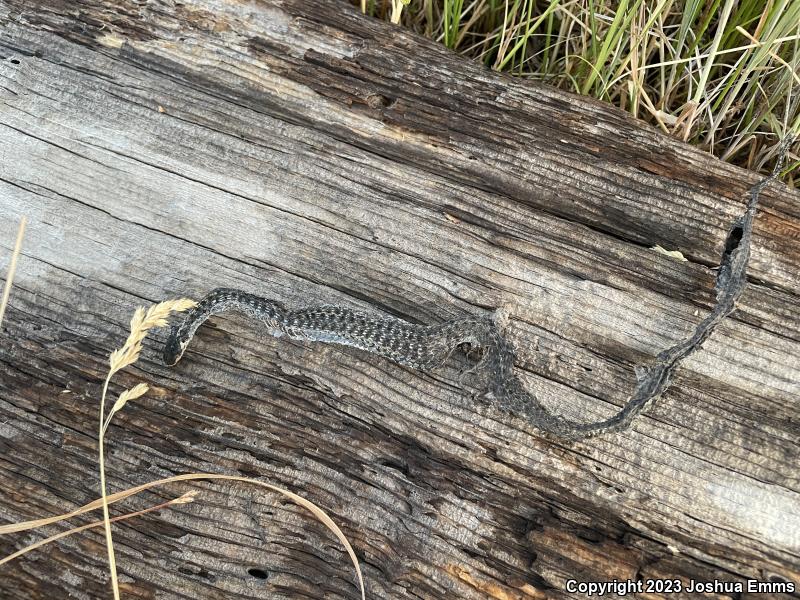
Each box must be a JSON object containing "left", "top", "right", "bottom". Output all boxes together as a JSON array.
[{"left": 1, "top": 1, "right": 799, "bottom": 598}]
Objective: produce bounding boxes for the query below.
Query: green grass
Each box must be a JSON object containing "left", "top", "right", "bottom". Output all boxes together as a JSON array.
[{"left": 362, "top": 0, "right": 800, "bottom": 184}]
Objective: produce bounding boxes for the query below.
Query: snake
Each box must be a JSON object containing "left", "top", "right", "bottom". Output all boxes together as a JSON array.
[
  {"left": 162, "top": 135, "right": 795, "bottom": 439},
  {"left": 163, "top": 288, "right": 624, "bottom": 438}
]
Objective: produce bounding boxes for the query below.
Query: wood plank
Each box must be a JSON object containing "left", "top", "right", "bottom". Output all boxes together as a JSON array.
[{"left": 0, "top": 0, "right": 798, "bottom": 598}]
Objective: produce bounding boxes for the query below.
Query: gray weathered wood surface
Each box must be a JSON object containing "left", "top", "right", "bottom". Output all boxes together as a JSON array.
[{"left": 1, "top": 0, "right": 799, "bottom": 598}]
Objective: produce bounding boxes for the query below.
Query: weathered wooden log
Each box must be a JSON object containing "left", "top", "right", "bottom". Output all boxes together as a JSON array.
[{"left": 0, "top": 0, "right": 798, "bottom": 598}]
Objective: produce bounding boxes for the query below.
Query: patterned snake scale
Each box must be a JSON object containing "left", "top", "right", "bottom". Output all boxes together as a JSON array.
[
  {"left": 163, "top": 135, "right": 795, "bottom": 439},
  {"left": 164, "top": 288, "right": 666, "bottom": 439}
]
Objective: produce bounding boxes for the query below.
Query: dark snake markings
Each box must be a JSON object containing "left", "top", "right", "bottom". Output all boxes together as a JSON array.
[{"left": 163, "top": 136, "right": 795, "bottom": 439}]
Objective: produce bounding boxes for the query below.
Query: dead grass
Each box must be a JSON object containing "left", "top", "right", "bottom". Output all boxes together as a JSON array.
[
  {"left": 1, "top": 296, "right": 367, "bottom": 599},
  {"left": 0, "top": 216, "right": 26, "bottom": 329},
  {"left": 360, "top": 0, "right": 800, "bottom": 183}
]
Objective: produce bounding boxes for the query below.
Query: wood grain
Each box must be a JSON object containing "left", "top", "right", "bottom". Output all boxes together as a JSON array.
[{"left": 0, "top": 0, "right": 798, "bottom": 598}]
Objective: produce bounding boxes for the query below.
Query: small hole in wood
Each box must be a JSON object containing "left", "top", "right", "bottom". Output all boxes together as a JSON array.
[
  {"left": 10, "top": 58, "right": 20, "bottom": 64},
  {"left": 247, "top": 567, "right": 269, "bottom": 580}
]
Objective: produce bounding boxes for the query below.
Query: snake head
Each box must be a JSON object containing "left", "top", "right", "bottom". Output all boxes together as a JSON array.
[{"left": 163, "top": 328, "right": 187, "bottom": 366}]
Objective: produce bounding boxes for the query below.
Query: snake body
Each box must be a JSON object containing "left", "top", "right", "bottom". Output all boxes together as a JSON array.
[
  {"left": 164, "top": 288, "right": 653, "bottom": 439},
  {"left": 162, "top": 135, "right": 795, "bottom": 439}
]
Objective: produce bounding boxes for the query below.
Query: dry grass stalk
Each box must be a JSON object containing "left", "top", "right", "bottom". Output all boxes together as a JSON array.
[
  {"left": 99, "top": 298, "right": 196, "bottom": 600},
  {"left": 0, "top": 216, "right": 27, "bottom": 329},
  {"left": 103, "top": 383, "right": 149, "bottom": 433},
  {"left": 1, "top": 474, "right": 366, "bottom": 599},
  {"left": 363, "top": 0, "right": 800, "bottom": 179},
  {"left": 1, "top": 295, "right": 365, "bottom": 599},
  {"left": 0, "top": 492, "right": 197, "bottom": 568},
  {"left": 108, "top": 299, "right": 196, "bottom": 374}
]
